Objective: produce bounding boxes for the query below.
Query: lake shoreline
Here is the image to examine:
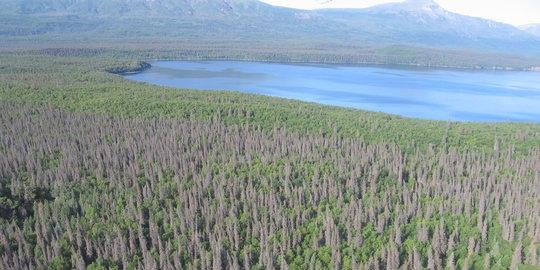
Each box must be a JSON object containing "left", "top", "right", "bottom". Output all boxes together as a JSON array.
[{"left": 124, "top": 60, "right": 540, "bottom": 123}]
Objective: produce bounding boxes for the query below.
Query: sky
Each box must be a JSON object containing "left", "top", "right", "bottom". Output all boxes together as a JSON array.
[{"left": 259, "top": 0, "right": 540, "bottom": 25}]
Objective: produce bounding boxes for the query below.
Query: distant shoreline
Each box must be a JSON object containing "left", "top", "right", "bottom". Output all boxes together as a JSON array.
[{"left": 126, "top": 58, "right": 540, "bottom": 73}]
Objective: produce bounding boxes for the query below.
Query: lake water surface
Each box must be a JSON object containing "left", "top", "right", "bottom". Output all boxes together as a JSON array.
[{"left": 125, "top": 61, "right": 540, "bottom": 122}]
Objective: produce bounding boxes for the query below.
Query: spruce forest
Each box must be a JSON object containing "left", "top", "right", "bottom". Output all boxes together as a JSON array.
[{"left": 0, "top": 48, "right": 538, "bottom": 270}]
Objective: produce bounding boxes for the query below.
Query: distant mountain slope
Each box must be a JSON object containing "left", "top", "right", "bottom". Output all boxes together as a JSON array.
[
  {"left": 1, "top": 0, "right": 280, "bottom": 18},
  {"left": 317, "top": 0, "right": 540, "bottom": 54},
  {"left": 0, "top": 0, "right": 334, "bottom": 41},
  {"left": 520, "top": 23, "right": 540, "bottom": 37},
  {"left": 1, "top": 0, "right": 540, "bottom": 56}
]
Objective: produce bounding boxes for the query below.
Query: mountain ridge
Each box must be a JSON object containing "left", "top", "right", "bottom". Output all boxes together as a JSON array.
[
  {"left": 1, "top": 0, "right": 540, "bottom": 56},
  {"left": 520, "top": 23, "right": 540, "bottom": 37},
  {"left": 315, "top": 0, "right": 540, "bottom": 54}
]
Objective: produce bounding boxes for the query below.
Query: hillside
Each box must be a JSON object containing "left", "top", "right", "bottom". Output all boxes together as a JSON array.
[
  {"left": 318, "top": 0, "right": 540, "bottom": 54},
  {"left": 1, "top": 0, "right": 540, "bottom": 57},
  {"left": 0, "top": 49, "right": 539, "bottom": 270},
  {"left": 0, "top": 0, "right": 296, "bottom": 19},
  {"left": 0, "top": 0, "right": 343, "bottom": 46}
]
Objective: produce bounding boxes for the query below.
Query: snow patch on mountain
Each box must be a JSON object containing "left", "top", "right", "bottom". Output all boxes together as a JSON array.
[
  {"left": 362, "top": 0, "right": 460, "bottom": 25},
  {"left": 519, "top": 24, "right": 540, "bottom": 37}
]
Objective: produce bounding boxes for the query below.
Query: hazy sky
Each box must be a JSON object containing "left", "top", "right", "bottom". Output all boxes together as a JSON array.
[{"left": 260, "top": 0, "right": 540, "bottom": 25}]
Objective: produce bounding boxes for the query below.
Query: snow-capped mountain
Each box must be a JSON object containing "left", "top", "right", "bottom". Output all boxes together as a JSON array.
[
  {"left": 365, "top": 0, "right": 451, "bottom": 19},
  {"left": 317, "top": 0, "right": 540, "bottom": 53}
]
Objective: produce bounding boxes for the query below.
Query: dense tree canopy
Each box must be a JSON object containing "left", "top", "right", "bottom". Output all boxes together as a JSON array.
[{"left": 0, "top": 49, "right": 538, "bottom": 269}]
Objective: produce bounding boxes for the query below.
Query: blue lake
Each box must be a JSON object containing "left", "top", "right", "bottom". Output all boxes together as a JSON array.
[{"left": 125, "top": 61, "right": 540, "bottom": 122}]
